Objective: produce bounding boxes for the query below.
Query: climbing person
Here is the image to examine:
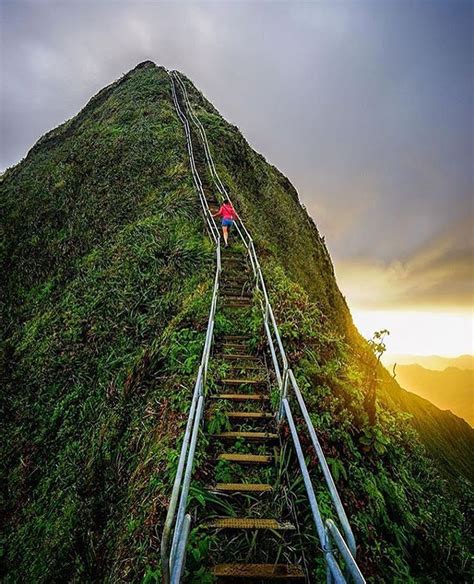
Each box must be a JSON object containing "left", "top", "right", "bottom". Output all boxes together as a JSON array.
[{"left": 212, "top": 199, "right": 239, "bottom": 247}]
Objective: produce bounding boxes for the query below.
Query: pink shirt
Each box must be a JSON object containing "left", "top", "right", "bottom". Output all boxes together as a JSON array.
[{"left": 218, "top": 203, "right": 237, "bottom": 220}]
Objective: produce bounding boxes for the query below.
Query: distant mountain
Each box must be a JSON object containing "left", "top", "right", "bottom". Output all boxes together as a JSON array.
[
  {"left": 378, "top": 366, "right": 474, "bottom": 484},
  {"left": 383, "top": 354, "right": 474, "bottom": 371},
  {"left": 389, "top": 364, "right": 474, "bottom": 426}
]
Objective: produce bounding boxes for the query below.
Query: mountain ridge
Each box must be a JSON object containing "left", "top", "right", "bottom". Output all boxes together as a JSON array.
[
  {"left": 1, "top": 61, "right": 472, "bottom": 582},
  {"left": 384, "top": 353, "right": 474, "bottom": 371}
]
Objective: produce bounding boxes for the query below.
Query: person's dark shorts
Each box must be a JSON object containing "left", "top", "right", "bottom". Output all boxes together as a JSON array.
[{"left": 222, "top": 218, "right": 234, "bottom": 227}]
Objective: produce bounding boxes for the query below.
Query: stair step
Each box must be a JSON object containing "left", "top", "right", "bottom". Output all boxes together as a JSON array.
[
  {"left": 211, "top": 393, "right": 269, "bottom": 401},
  {"left": 220, "top": 378, "right": 264, "bottom": 385},
  {"left": 218, "top": 453, "right": 272, "bottom": 465},
  {"left": 226, "top": 411, "right": 273, "bottom": 420},
  {"left": 205, "top": 518, "right": 295, "bottom": 530},
  {"left": 222, "top": 335, "right": 251, "bottom": 340},
  {"left": 212, "top": 483, "right": 273, "bottom": 493},
  {"left": 220, "top": 343, "right": 250, "bottom": 349},
  {"left": 222, "top": 280, "right": 250, "bottom": 286},
  {"left": 217, "top": 354, "right": 260, "bottom": 361},
  {"left": 212, "top": 563, "right": 305, "bottom": 580},
  {"left": 226, "top": 369, "right": 266, "bottom": 375},
  {"left": 222, "top": 291, "right": 252, "bottom": 297},
  {"left": 223, "top": 296, "right": 252, "bottom": 301},
  {"left": 212, "top": 431, "right": 278, "bottom": 442}
]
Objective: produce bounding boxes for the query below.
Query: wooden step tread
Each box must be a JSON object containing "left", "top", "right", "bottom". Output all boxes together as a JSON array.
[
  {"left": 205, "top": 518, "right": 295, "bottom": 530},
  {"left": 211, "top": 394, "right": 269, "bottom": 401},
  {"left": 212, "top": 483, "right": 273, "bottom": 493},
  {"left": 212, "top": 563, "right": 305, "bottom": 579},
  {"left": 222, "top": 335, "right": 251, "bottom": 340},
  {"left": 226, "top": 411, "right": 273, "bottom": 419},
  {"left": 218, "top": 453, "right": 272, "bottom": 464},
  {"left": 212, "top": 431, "right": 278, "bottom": 441}
]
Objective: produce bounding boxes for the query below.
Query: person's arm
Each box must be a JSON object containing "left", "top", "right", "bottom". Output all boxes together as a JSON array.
[{"left": 212, "top": 206, "right": 222, "bottom": 218}]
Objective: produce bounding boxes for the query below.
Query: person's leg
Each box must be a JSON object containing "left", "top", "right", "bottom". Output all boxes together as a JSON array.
[{"left": 222, "top": 226, "right": 229, "bottom": 246}]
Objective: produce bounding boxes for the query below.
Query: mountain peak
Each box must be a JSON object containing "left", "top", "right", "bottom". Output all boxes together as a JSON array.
[{"left": 2, "top": 66, "right": 472, "bottom": 583}]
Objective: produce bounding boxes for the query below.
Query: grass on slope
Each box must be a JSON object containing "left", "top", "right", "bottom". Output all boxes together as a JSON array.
[{"left": 0, "top": 62, "right": 216, "bottom": 583}]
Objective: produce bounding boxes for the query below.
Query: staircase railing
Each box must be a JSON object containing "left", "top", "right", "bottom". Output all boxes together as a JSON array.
[
  {"left": 174, "top": 71, "right": 365, "bottom": 584},
  {"left": 160, "top": 73, "right": 222, "bottom": 584}
]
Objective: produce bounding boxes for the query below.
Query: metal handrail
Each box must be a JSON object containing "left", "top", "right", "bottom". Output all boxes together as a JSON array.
[
  {"left": 160, "top": 73, "right": 222, "bottom": 584},
  {"left": 174, "top": 71, "right": 365, "bottom": 583}
]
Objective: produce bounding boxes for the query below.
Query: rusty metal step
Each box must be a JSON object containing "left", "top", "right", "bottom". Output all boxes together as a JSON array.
[
  {"left": 205, "top": 518, "right": 295, "bottom": 530},
  {"left": 217, "top": 453, "right": 272, "bottom": 465},
  {"left": 211, "top": 483, "right": 273, "bottom": 493},
  {"left": 211, "top": 563, "right": 305, "bottom": 580},
  {"left": 210, "top": 393, "right": 269, "bottom": 402},
  {"left": 212, "top": 431, "right": 278, "bottom": 442}
]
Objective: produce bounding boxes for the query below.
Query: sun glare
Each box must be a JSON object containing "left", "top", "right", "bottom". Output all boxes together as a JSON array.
[{"left": 351, "top": 309, "right": 474, "bottom": 357}]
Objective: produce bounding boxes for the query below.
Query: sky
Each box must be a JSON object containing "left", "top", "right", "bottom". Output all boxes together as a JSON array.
[{"left": 1, "top": 0, "right": 472, "bottom": 356}]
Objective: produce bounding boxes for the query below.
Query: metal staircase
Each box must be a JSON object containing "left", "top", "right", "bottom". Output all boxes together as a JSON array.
[{"left": 160, "top": 71, "right": 365, "bottom": 583}]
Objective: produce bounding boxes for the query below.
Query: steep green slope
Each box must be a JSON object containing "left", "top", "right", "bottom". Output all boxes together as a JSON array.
[
  {"left": 177, "top": 72, "right": 473, "bottom": 581},
  {"left": 1, "top": 62, "right": 215, "bottom": 582},
  {"left": 1, "top": 62, "right": 472, "bottom": 583},
  {"left": 179, "top": 73, "right": 474, "bottom": 485}
]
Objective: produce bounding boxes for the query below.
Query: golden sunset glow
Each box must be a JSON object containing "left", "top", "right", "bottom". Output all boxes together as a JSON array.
[{"left": 352, "top": 309, "right": 473, "bottom": 357}]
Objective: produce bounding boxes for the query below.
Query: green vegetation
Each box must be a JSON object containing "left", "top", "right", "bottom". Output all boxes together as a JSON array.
[
  {"left": 181, "top": 73, "right": 474, "bottom": 484},
  {"left": 1, "top": 62, "right": 214, "bottom": 582},
  {"left": 1, "top": 62, "right": 472, "bottom": 583},
  {"left": 257, "top": 261, "right": 472, "bottom": 581}
]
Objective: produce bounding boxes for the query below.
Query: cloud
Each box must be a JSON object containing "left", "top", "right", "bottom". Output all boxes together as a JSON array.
[
  {"left": 0, "top": 0, "right": 472, "bottom": 319},
  {"left": 336, "top": 215, "right": 474, "bottom": 310}
]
